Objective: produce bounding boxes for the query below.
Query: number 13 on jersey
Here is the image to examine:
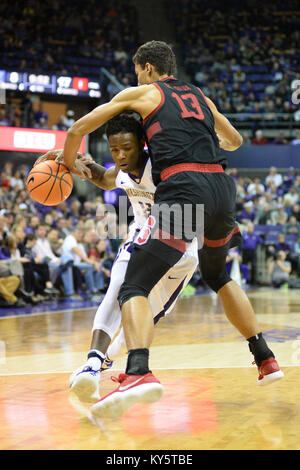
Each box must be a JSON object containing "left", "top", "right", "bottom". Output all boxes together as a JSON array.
[{"left": 172, "top": 92, "right": 204, "bottom": 120}]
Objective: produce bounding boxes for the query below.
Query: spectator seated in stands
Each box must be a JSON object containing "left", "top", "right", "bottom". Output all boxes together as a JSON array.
[
  {"left": 267, "top": 232, "right": 291, "bottom": 261},
  {"left": 52, "top": 116, "right": 69, "bottom": 131},
  {"left": 252, "top": 130, "right": 268, "bottom": 145},
  {"left": 282, "top": 167, "right": 297, "bottom": 193},
  {"left": 0, "top": 264, "right": 25, "bottom": 308},
  {"left": 283, "top": 186, "right": 299, "bottom": 208},
  {"left": 23, "top": 233, "right": 60, "bottom": 298},
  {"left": 62, "top": 227, "right": 103, "bottom": 297},
  {"left": 268, "top": 250, "right": 291, "bottom": 289},
  {"left": 275, "top": 233, "right": 291, "bottom": 255},
  {"left": 265, "top": 167, "right": 283, "bottom": 189},
  {"left": 32, "top": 223, "right": 75, "bottom": 299},
  {"left": 56, "top": 217, "right": 70, "bottom": 240},
  {"left": 291, "top": 131, "right": 300, "bottom": 145},
  {"left": 268, "top": 204, "right": 288, "bottom": 226},
  {"left": 283, "top": 216, "right": 300, "bottom": 236},
  {"left": 241, "top": 222, "right": 263, "bottom": 285},
  {"left": 238, "top": 201, "right": 256, "bottom": 224},
  {"left": 34, "top": 103, "right": 48, "bottom": 126},
  {"left": 24, "top": 215, "right": 40, "bottom": 235},
  {"left": 34, "top": 117, "right": 49, "bottom": 129},
  {"left": 62, "top": 110, "right": 75, "bottom": 129},
  {"left": 88, "top": 238, "right": 113, "bottom": 292},
  {"left": 291, "top": 204, "right": 300, "bottom": 222},
  {"left": 247, "top": 177, "right": 265, "bottom": 198},
  {"left": 47, "top": 228, "right": 64, "bottom": 257},
  {"left": 0, "top": 234, "right": 42, "bottom": 304},
  {"left": 273, "top": 131, "right": 289, "bottom": 145},
  {"left": 254, "top": 202, "right": 271, "bottom": 225}
]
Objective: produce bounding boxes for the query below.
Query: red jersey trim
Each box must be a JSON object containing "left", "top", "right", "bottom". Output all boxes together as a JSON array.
[
  {"left": 142, "top": 83, "right": 165, "bottom": 124},
  {"left": 146, "top": 121, "right": 162, "bottom": 141},
  {"left": 158, "top": 76, "right": 176, "bottom": 81},
  {"left": 153, "top": 228, "right": 187, "bottom": 253},
  {"left": 203, "top": 225, "right": 240, "bottom": 248},
  {"left": 160, "top": 163, "right": 224, "bottom": 181}
]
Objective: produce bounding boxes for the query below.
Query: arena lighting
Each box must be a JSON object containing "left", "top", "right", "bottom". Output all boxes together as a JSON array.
[{"left": 0, "top": 126, "right": 86, "bottom": 153}]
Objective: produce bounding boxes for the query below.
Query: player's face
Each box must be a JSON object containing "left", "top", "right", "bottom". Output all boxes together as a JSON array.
[
  {"left": 135, "top": 63, "right": 159, "bottom": 85},
  {"left": 109, "top": 132, "right": 143, "bottom": 174}
]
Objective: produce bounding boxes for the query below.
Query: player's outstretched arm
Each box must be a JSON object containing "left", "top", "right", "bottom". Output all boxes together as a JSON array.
[
  {"left": 62, "top": 85, "right": 151, "bottom": 173},
  {"left": 205, "top": 96, "right": 243, "bottom": 151}
]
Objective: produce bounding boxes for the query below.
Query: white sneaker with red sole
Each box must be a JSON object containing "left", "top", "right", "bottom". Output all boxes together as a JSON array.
[
  {"left": 90, "top": 372, "right": 163, "bottom": 418},
  {"left": 255, "top": 357, "right": 284, "bottom": 386}
]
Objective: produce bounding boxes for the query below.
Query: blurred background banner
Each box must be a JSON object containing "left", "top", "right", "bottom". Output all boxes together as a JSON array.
[{"left": 0, "top": 127, "right": 87, "bottom": 153}]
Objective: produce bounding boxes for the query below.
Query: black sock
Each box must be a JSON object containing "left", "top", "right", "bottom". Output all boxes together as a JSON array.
[
  {"left": 126, "top": 349, "right": 150, "bottom": 375},
  {"left": 247, "top": 332, "right": 274, "bottom": 366}
]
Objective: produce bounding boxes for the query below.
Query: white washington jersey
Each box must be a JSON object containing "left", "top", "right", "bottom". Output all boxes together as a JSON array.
[
  {"left": 115, "top": 155, "right": 156, "bottom": 230},
  {"left": 91, "top": 156, "right": 199, "bottom": 346}
]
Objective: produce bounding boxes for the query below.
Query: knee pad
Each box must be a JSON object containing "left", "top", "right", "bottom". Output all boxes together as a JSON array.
[
  {"left": 202, "top": 269, "right": 231, "bottom": 293},
  {"left": 118, "top": 282, "right": 149, "bottom": 309}
]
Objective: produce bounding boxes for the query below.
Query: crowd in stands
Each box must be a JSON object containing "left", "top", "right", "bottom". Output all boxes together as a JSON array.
[
  {"left": 1, "top": 0, "right": 300, "bottom": 306},
  {"left": 227, "top": 165, "right": 300, "bottom": 288},
  {"left": 0, "top": 100, "right": 75, "bottom": 130},
  {"left": 1, "top": 0, "right": 300, "bottom": 144},
  {"left": 0, "top": 0, "right": 139, "bottom": 128},
  {"left": 1, "top": 159, "right": 300, "bottom": 308},
  {"left": 166, "top": 0, "right": 300, "bottom": 140},
  {"left": 0, "top": 161, "right": 123, "bottom": 308},
  {"left": 0, "top": 0, "right": 139, "bottom": 86}
]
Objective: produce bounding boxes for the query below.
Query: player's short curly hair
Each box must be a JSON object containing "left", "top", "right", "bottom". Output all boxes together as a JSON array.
[
  {"left": 105, "top": 113, "right": 145, "bottom": 142},
  {"left": 133, "top": 40, "right": 177, "bottom": 76}
]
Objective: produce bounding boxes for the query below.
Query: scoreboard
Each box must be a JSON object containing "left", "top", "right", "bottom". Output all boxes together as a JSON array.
[{"left": 0, "top": 70, "right": 101, "bottom": 98}]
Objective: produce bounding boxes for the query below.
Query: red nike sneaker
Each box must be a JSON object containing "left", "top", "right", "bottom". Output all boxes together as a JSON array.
[
  {"left": 90, "top": 372, "right": 164, "bottom": 418},
  {"left": 255, "top": 357, "right": 284, "bottom": 386}
]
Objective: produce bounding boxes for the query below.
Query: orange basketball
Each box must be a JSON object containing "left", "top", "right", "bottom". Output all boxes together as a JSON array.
[{"left": 26, "top": 160, "right": 73, "bottom": 206}]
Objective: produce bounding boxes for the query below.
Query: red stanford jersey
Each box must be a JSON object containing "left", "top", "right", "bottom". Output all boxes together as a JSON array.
[{"left": 143, "top": 77, "right": 228, "bottom": 186}]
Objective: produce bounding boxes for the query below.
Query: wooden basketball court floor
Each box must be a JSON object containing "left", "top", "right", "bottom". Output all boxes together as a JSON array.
[{"left": 1, "top": 288, "right": 300, "bottom": 451}]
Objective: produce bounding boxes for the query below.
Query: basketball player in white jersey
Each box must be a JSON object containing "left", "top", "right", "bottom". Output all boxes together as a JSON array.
[{"left": 37, "top": 113, "right": 198, "bottom": 401}]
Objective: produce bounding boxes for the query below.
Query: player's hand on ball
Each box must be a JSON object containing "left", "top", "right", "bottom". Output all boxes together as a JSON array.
[
  {"left": 34, "top": 149, "right": 63, "bottom": 167},
  {"left": 72, "top": 158, "right": 92, "bottom": 180},
  {"left": 33, "top": 149, "right": 92, "bottom": 180}
]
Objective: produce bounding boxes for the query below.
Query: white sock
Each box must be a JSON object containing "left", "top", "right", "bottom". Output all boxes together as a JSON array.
[{"left": 86, "top": 349, "right": 106, "bottom": 370}]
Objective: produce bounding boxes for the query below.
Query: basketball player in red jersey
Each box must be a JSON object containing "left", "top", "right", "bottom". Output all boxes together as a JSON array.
[{"left": 61, "top": 41, "right": 283, "bottom": 418}]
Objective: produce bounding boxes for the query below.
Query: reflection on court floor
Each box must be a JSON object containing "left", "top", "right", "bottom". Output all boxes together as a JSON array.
[{"left": 0, "top": 288, "right": 299, "bottom": 450}]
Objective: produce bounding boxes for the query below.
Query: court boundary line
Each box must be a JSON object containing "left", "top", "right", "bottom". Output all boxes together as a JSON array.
[
  {"left": 0, "top": 288, "right": 273, "bottom": 321},
  {"left": 0, "top": 305, "right": 98, "bottom": 320},
  {"left": 0, "top": 363, "right": 299, "bottom": 376}
]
